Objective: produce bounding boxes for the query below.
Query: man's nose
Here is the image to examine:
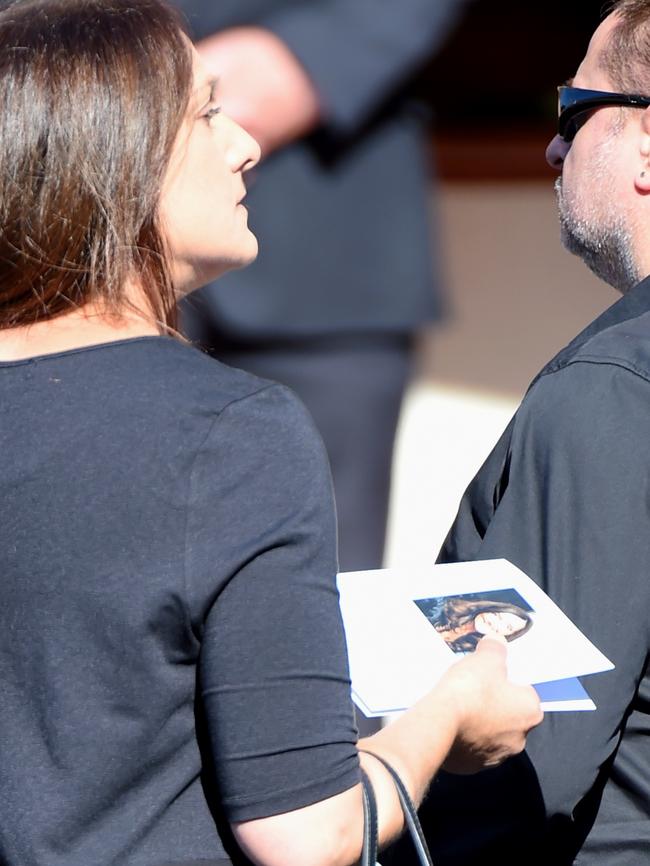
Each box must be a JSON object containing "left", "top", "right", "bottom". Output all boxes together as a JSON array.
[{"left": 546, "top": 134, "right": 571, "bottom": 170}]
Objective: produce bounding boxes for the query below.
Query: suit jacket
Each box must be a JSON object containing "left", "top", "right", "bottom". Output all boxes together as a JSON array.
[{"left": 176, "top": 0, "right": 468, "bottom": 340}]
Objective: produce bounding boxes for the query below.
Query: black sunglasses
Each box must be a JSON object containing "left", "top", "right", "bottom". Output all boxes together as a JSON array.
[{"left": 558, "top": 85, "right": 650, "bottom": 142}]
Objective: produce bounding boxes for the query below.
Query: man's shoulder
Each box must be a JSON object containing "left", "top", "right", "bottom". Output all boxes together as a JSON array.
[
  {"left": 524, "top": 310, "right": 650, "bottom": 403},
  {"left": 542, "top": 307, "right": 650, "bottom": 386},
  {"left": 511, "top": 308, "right": 650, "bottom": 455}
]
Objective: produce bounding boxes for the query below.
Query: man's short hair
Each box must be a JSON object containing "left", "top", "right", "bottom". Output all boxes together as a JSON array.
[{"left": 603, "top": 0, "right": 650, "bottom": 94}]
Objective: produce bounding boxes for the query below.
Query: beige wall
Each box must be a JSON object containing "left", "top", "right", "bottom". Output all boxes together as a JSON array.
[
  {"left": 385, "top": 182, "right": 619, "bottom": 567},
  {"left": 422, "top": 182, "right": 617, "bottom": 396}
]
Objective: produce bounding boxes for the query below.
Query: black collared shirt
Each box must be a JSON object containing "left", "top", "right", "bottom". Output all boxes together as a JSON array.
[{"left": 420, "top": 277, "right": 650, "bottom": 865}]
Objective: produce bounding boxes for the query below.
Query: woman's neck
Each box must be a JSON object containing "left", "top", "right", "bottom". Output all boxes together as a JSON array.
[{"left": 0, "top": 299, "right": 161, "bottom": 361}]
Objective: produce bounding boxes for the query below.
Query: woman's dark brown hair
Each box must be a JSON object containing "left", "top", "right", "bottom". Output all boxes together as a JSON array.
[{"left": 0, "top": 0, "right": 193, "bottom": 329}]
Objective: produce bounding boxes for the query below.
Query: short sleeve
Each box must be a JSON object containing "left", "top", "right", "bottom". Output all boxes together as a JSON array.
[{"left": 185, "top": 383, "right": 359, "bottom": 822}]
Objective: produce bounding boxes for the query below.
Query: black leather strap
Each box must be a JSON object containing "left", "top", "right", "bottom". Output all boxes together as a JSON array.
[
  {"left": 360, "top": 768, "right": 379, "bottom": 866},
  {"left": 359, "top": 749, "right": 435, "bottom": 866}
]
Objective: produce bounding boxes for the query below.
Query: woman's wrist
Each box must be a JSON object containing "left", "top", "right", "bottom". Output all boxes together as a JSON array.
[{"left": 357, "top": 681, "right": 461, "bottom": 807}]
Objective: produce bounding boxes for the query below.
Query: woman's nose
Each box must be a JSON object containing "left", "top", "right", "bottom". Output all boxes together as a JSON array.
[
  {"left": 224, "top": 115, "right": 261, "bottom": 174},
  {"left": 239, "top": 127, "right": 261, "bottom": 174},
  {"left": 546, "top": 134, "right": 571, "bottom": 171}
]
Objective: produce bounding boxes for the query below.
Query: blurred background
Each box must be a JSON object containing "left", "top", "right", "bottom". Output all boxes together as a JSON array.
[
  {"left": 385, "top": 0, "right": 618, "bottom": 565},
  {"left": 181, "top": 0, "right": 618, "bottom": 574}
]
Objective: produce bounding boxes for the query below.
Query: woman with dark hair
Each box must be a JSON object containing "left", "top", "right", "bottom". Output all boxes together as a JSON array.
[
  {"left": 425, "top": 597, "right": 533, "bottom": 654},
  {"left": 0, "top": 2, "right": 542, "bottom": 865}
]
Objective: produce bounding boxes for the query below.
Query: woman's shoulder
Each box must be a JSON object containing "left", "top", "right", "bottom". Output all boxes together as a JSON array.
[
  {"left": 66, "top": 334, "right": 306, "bottom": 422},
  {"left": 20, "top": 334, "right": 320, "bottom": 453},
  {"left": 125, "top": 336, "right": 325, "bottom": 454},
  {"left": 114, "top": 336, "right": 280, "bottom": 409}
]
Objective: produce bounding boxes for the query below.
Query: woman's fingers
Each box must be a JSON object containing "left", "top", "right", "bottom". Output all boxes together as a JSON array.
[{"left": 439, "top": 638, "right": 543, "bottom": 775}]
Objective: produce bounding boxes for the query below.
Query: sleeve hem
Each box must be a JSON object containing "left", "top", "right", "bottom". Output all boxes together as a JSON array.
[{"left": 223, "top": 765, "right": 361, "bottom": 823}]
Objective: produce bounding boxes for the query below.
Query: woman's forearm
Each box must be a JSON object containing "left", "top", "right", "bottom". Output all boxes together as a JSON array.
[
  {"left": 357, "top": 680, "right": 462, "bottom": 840},
  {"left": 233, "top": 637, "right": 542, "bottom": 866},
  {"left": 232, "top": 692, "right": 461, "bottom": 866}
]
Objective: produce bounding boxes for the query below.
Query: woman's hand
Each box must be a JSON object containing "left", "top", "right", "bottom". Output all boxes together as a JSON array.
[{"left": 438, "top": 635, "right": 543, "bottom": 775}]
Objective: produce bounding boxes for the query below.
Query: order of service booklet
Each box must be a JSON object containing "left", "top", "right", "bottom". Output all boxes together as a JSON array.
[{"left": 336, "top": 559, "right": 614, "bottom": 716}]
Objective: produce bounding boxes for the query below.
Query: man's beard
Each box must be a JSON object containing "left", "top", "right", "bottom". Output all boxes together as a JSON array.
[{"left": 555, "top": 176, "right": 641, "bottom": 294}]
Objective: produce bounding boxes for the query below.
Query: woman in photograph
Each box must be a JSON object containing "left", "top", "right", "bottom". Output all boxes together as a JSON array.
[
  {"left": 0, "top": 2, "right": 542, "bottom": 865},
  {"left": 427, "top": 597, "right": 533, "bottom": 653}
]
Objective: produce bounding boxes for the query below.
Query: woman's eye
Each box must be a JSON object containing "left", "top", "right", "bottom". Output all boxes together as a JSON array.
[{"left": 203, "top": 106, "right": 222, "bottom": 123}]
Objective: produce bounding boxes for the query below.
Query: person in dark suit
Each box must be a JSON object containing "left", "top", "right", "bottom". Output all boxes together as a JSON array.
[{"left": 175, "top": 0, "right": 469, "bottom": 571}]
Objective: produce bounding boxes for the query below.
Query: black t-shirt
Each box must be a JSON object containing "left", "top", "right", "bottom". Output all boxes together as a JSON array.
[{"left": 0, "top": 336, "right": 359, "bottom": 866}]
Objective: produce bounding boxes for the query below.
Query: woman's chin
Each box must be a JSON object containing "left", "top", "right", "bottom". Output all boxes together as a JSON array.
[
  {"left": 208, "top": 235, "right": 260, "bottom": 276},
  {"left": 174, "top": 244, "right": 259, "bottom": 295}
]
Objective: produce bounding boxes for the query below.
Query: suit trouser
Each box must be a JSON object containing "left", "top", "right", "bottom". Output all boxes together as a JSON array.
[{"left": 200, "top": 332, "right": 413, "bottom": 573}]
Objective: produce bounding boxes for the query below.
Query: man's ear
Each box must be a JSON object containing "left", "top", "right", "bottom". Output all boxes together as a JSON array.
[{"left": 636, "top": 107, "right": 650, "bottom": 192}]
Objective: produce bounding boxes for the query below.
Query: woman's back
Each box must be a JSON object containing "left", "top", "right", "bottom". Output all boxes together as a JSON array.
[
  {"left": 0, "top": 2, "right": 542, "bottom": 862},
  {"left": 0, "top": 337, "right": 358, "bottom": 866}
]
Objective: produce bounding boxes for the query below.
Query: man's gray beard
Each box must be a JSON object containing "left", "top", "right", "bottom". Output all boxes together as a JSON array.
[{"left": 555, "top": 177, "right": 640, "bottom": 294}]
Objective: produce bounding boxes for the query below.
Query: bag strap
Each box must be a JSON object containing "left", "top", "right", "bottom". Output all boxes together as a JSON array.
[
  {"left": 360, "top": 768, "right": 379, "bottom": 866},
  {"left": 358, "top": 749, "right": 435, "bottom": 866}
]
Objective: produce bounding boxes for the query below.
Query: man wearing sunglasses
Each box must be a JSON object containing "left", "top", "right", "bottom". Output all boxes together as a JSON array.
[{"left": 386, "top": 1, "right": 650, "bottom": 864}]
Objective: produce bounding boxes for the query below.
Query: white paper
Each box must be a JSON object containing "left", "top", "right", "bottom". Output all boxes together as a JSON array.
[{"left": 337, "top": 559, "right": 613, "bottom": 716}]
